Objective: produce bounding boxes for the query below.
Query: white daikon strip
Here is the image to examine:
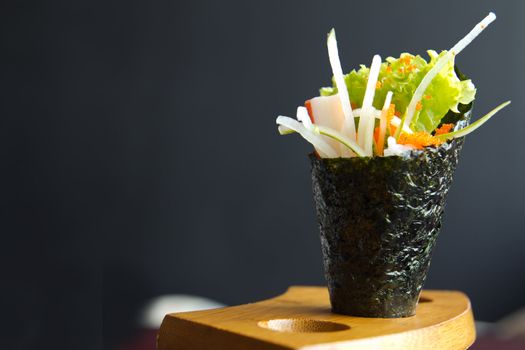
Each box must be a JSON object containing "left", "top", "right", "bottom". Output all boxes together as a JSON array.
[
  {"left": 397, "top": 53, "right": 454, "bottom": 137},
  {"left": 450, "top": 12, "right": 496, "bottom": 55},
  {"left": 296, "top": 106, "right": 312, "bottom": 129},
  {"left": 278, "top": 125, "right": 294, "bottom": 135},
  {"left": 352, "top": 108, "right": 382, "bottom": 119},
  {"left": 398, "top": 12, "right": 496, "bottom": 138},
  {"left": 276, "top": 116, "right": 338, "bottom": 158},
  {"left": 362, "top": 55, "right": 382, "bottom": 108},
  {"left": 327, "top": 29, "right": 356, "bottom": 147},
  {"left": 359, "top": 55, "right": 382, "bottom": 156},
  {"left": 377, "top": 91, "right": 393, "bottom": 155}
]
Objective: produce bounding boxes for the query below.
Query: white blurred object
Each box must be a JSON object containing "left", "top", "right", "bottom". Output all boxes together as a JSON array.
[
  {"left": 140, "top": 295, "right": 225, "bottom": 329},
  {"left": 475, "top": 320, "right": 494, "bottom": 336},
  {"left": 495, "top": 308, "right": 525, "bottom": 339}
]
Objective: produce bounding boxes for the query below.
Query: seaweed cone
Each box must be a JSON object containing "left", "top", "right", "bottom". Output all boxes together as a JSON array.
[{"left": 310, "top": 112, "right": 470, "bottom": 317}]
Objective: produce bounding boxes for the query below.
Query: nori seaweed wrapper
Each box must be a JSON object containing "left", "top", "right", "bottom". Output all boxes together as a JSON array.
[{"left": 310, "top": 108, "right": 471, "bottom": 318}]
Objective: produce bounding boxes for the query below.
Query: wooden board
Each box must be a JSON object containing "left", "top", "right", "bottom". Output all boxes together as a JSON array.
[{"left": 158, "top": 286, "right": 475, "bottom": 350}]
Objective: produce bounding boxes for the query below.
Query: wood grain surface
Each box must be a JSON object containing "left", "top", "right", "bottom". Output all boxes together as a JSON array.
[{"left": 158, "top": 286, "right": 475, "bottom": 350}]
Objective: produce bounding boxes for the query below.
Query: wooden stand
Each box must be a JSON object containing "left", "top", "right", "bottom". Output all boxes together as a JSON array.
[{"left": 158, "top": 286, "right": 476, "bottom": 349}]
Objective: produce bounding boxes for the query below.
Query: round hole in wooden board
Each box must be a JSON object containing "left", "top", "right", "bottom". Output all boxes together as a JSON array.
[{"left": 258, "top": 319, "right": 350, "bottom": 333}]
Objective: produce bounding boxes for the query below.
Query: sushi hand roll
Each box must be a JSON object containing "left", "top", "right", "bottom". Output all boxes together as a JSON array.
[{"left": 276, "top": 13, "right": 509, "bottom": 317}]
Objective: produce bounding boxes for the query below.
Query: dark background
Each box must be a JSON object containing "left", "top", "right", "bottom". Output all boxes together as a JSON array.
[{"left": 1, "top": 1, "right": 523, "bottom": 349}]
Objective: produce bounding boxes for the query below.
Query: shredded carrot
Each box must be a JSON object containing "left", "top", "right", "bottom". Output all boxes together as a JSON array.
[
  {"left": 374, "top": 104, "right": 396, "bottom": 155},
  {"left": 435, "top": 123, "right": 454, "bottom": 135},
  {"left": 424, "top": 94, "right": 432, "bottom": 100},
  {"left": 386, "top": 66, "right": 392, "bottom": 73},
  {"left": 398, "top": 131, "right": 443, "bottom": 149},
  {"left": 305, "top": 100, "right": 314, "bottom": 123},
  {"left": 376, "top": 81, "right": 382, "bottom": 89},
  {"left": 416, "top": 101, "right": 423, "bottom": 111},
  {"left": 398, "top": 67, "right": 404, "bottom": 74}
]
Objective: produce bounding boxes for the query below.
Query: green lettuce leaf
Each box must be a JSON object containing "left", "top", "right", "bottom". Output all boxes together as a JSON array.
[{"left": 320, "top": 51, "right": 476, "bottom": 132}]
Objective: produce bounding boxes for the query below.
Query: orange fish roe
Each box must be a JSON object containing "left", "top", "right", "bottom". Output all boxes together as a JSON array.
[
  {"left": 400, "top": 55, "right": 412, "bottom": 65},
  {"left": 398, "top": 131, "right": 443, "bottom": 150},
  {"left": 376, "top": 81, "right": 382, "bottom": 89},
  {"left": 435, "top": 123, "right": 454, "bottom": 135},
  {"left": 406, "top": 64, "right": 417, "bottom": 73},
  {"left": 416, "top": 101, "right": 423, "bottom": 111}
]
